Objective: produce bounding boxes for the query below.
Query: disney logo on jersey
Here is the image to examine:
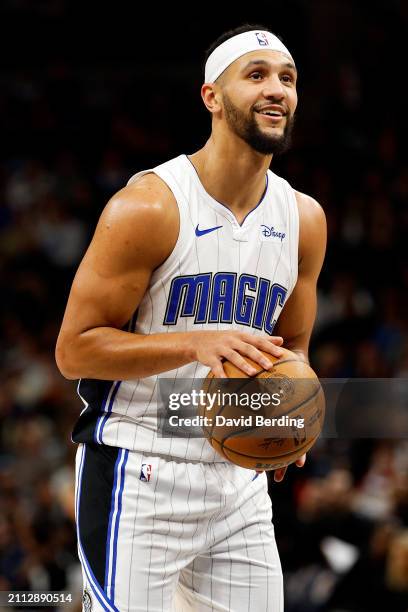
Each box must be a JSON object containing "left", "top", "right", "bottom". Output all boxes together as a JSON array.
[
  {"left": 163, "top": 272, "right": 287, "bottom": 336},
  {"left": 260, "top": 225, "right": 286, "bottom": 242}
]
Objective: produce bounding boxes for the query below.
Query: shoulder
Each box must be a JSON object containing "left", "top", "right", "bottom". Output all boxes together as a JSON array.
[
  {"left": 294, "top": 190, "right": 326, "bottom": 225},
  {"left": 103, "top": 172, "right": 178, "bottom": 227},
  {"left": 93, "top": 172, "right": 179, "bottom": 267},
  {"left": 294, "top": 190, "right": 327, "bottom": 270}
]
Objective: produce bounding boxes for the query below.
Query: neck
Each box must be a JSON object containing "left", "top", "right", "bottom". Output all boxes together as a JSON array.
[{"left": 188, "top": 130, "right": 272, "bottom": 221}]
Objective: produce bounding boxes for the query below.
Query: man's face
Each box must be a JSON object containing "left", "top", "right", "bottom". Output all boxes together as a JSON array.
[{"left": 219, "top": 50, "right": 298, "bottom": 155}]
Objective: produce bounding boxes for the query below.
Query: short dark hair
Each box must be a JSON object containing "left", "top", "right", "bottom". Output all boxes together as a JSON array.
[{"left": 203, "top": 24, "right": 282, "bottom": 76}]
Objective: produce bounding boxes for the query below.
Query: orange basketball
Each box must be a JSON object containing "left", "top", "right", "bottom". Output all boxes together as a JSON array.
[{"left": 199, "top": 347, "right": 325, "bottom": 470}]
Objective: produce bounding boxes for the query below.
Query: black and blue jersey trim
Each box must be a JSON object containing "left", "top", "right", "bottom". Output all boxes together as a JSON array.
[{"left": 72, "top": 310, "right": 138, "bottom": 445}]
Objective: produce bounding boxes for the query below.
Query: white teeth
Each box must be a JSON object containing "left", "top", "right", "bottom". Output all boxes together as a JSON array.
[{"left": 260, "top": 110, "right": 282, "bottom": 116}]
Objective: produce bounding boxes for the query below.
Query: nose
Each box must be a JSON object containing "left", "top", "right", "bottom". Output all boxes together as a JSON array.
[{"left": 262, "top": 74, "right": 285, "bottom": 100}]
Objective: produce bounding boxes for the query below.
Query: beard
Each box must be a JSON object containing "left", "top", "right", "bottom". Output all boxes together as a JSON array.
[{"left": 222, "top": 92, "right": 295, "bottom": 155}]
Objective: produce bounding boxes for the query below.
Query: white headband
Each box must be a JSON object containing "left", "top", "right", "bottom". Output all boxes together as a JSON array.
[{"left": 205, "top": 30, "right": 294, "bottom": 84}]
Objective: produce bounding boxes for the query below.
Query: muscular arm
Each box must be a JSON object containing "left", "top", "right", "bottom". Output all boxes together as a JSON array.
[
  {"left": 55, "top": 174, "right": 191, "bottom": 380},
  {"left": 56, "top": 175, "right": 284, "bottom": 381},
  {"left": 273, "top": 191, "right": 327, "bottom": 362}
]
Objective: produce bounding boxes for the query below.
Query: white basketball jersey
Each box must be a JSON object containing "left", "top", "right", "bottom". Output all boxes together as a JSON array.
[{"left": 73, "top": 154, "right": 299, "bottom": 461}]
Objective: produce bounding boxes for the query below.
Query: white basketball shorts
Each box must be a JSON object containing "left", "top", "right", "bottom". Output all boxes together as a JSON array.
[{"left": 75, "top": 443, "right": 283, "bottom": 611}]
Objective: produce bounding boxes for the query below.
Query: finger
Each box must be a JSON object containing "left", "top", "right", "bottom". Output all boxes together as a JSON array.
[
  {"left": 251, "top": 335, "right": 284, "bottom": 358},
  {"left": 224, "top": 350, "right": 258, "bottom": 377},
  {"left": 240, "top": 332, "right": 283, "bottom": 347},
  {"left": 274, "top": 467, "right": 287, "bottom": 482},
  {"left": 296, "top": 454, "right": 306, "bottom": 467},
  {"left": 211, "top": 360, "right": 227, "bottom": 379},
  {"left": 238, "top": 343, "right": 275, "bottom": 370},
  {"left": 268, "top": 336, "right": 284, "bottom": 346}
]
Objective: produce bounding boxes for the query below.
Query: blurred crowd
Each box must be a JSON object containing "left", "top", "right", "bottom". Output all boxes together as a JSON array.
[{"left": 0, "top": 1, "right": 407, "bottom": 611}]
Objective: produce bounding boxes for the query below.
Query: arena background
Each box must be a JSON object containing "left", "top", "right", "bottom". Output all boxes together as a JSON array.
[{"left": 1, "top": 1, "right": 407, "bottom": 611}]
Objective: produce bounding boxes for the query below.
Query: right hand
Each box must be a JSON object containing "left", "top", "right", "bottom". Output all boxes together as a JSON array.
[{"left": 193, "top": 330, "right": 284, "bottom": 378}]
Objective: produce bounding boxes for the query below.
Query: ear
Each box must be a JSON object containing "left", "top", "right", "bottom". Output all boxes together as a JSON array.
[{"left": 201, "top": 83, "right": 223, "bottom": 114}]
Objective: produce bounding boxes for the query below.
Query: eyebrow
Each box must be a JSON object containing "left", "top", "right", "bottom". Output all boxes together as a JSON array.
[{"left": 241, "top": 59, "right": 297, "bottom": 74}]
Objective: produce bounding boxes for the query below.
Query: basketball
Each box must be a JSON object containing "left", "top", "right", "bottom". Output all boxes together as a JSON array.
[{"left": 199, "top": 347, "right": 325, "bottom": 471}]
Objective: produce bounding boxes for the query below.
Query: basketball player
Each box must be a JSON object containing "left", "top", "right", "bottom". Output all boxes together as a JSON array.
[{"left": 56, "top": 24, "right": 326, "bottom": 612}]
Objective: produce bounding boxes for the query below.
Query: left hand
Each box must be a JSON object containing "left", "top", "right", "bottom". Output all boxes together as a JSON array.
[
  {"left": 255, "top": 454, "right": 307, "bottom": 479},
  {"left": 273, "top": 453, "right": 306, "bottom": 482}
]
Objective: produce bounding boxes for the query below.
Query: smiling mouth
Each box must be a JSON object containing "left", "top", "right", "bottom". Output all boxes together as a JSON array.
[{"left": 256, "top": 110, "right": 286, "bottom": 124}]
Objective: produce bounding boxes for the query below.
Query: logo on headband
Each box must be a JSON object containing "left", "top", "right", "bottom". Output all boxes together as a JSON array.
[{"left": 255, "top": 32, "right": 270, "bottom": 47}]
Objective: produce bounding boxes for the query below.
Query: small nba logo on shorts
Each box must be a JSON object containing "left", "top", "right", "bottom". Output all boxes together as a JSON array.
[
  {"left": 255, "top": 32, "right": 270, "bottom": 46},
  {"left": 140, "top": 463, "right": 152, "bottom": 482}
]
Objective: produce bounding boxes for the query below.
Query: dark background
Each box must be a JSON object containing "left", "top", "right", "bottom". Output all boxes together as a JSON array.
[{"left": 0, "top": 1, "right": 407, "bottom": 610}]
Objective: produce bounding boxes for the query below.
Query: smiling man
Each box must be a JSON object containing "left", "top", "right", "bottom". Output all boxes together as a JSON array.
[{"left": 56, "top": 23, "right": 326, "bottom": 612}]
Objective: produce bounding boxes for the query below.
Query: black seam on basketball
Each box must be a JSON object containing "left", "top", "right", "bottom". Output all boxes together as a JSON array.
[
  {"left": 242, "top": 358, "right": 305, "bottom": 378},
  {"left": 219, "top": 434, "right": 317, "bottom": 458},
  {"left": 269, "top": 358, "right": 307, "bottom": 367},
  {"left": 220, "top": 435, "right": 318, "bottom": 461}
]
